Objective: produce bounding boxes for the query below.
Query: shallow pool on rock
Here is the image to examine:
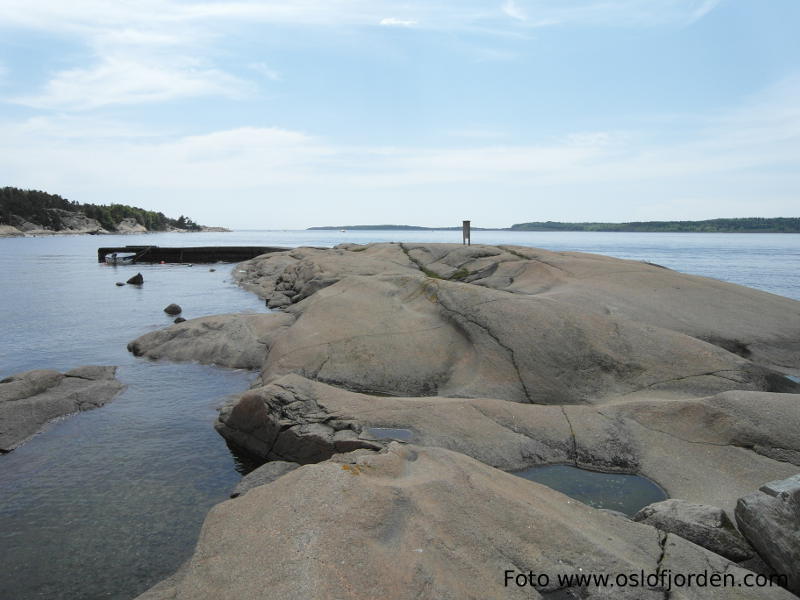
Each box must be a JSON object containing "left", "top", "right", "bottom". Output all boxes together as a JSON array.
[{"left": 513, "top": 465, "right": 667, "bottom": 516}]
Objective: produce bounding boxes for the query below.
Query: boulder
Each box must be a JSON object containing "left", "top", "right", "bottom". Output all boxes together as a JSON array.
[
  {"left": 128, "top": 313, "right": 295, "bottom": 369},
  {"left": 266, "top": 293, "right": 291, "bottom": 309},
  {"left": 115, "top": 282, "right": 125, "bottom": 287},
  {"left": 0, "top": 366, "right": 124, "bottom": 451},
  {"left": 127, "top": 273, "right": 144, "bottom": 285},
  {"left": 174, "top": 317, "right": 186, "bottom": 324},
  {"left": 164, "top": 303, "right": 182, "bottom": 315},
  {"left": 230, "top": 461, "right": 301, "bottom": 498},
  {"left": 137, "top": 444, "right": 795, "bottom": 600},
  {"left": 633, "top": 499, "right": 753, "bottom": 561},
  {"left": 735, "top": 474, "right": 800, "bottom": 594}
]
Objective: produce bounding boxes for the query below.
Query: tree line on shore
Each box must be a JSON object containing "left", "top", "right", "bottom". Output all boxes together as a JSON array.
[{"left": 0, "top": 187, "right": 201, "bottom": 232}]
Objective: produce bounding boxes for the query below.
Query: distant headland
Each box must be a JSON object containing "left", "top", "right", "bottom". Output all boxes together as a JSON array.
[
  {"left": 0, "top": 187, "right": 229, "bottom": 237},
  {"left": 309, "top": 217, "right": 800, "bottom": 233}
]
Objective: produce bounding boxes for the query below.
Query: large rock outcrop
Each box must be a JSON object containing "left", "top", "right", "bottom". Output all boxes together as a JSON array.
[
  {"left": 215, "top": 375, "right": 800, "bottom": 516},
  {"left": 234, "top": 243, "right": 800, "bottom": 374},
  {"left": 116, "top": 217, "right": 148, "bottom": 233},
  {"left": 0, "top": 366, "right": 124, "bottom": 451},
  {"left": 0, "top": 224, "right": 24, "bottom": 237},
  {"left": 130, "top": 243, "right": 800, "bottom": 599}
]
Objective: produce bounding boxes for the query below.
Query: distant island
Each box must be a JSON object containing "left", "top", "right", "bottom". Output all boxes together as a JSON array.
[
  {"left": 0, "top": 187, "right": 229, "bottom": 237},
  {"left": 309, "top": 224, "right": 502, "bottom": 231},
  {"left": 310, "top": 218, "right": 800, "bottom": 234},
  {"left": 510, "top": 218, "right": 800, "bottom": 233}
]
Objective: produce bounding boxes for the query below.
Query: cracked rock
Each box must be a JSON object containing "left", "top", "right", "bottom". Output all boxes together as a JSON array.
[
  {"left": 633, "top": 499, "right": 753, "bottom": 561},
  {"left": 735, "top": 474, "right": 800, "bottom": 594}
]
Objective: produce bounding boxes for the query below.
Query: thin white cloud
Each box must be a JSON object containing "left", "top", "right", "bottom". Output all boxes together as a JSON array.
[
  {"left": 0, "top": 1, "right": 722, "bottom": 35},
  {"left": 3, "top": 75, "right": 798, "bottom": 193},
  {"left": 690, "top": 0, "right": 722, "bottom": 22},
  {"left": 0, "top": 0, "right": 723, "bottom": 110},
  {"left": 11, "top": 57, "right": 250, "bottom": 110},
  {"left": 249, "top": 62, "right": 282, "bottom": 81},
  {"left": 502, "top": 1, "right": 527, "bottom": 21},
  {"left": 3, "top": 76, "right": 798, "bottom": 227},
  {"left": 379, "top": 17, "right": 418, "bottom": 27}
]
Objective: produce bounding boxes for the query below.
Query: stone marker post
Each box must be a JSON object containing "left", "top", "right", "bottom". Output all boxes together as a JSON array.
[{"left": 462, "top": 220, "right": 471, "bottom": 246}]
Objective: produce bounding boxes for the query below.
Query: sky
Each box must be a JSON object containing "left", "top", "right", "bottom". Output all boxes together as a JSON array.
[{"left": 1, "top": 1, "right": 799, "bottom": 229}]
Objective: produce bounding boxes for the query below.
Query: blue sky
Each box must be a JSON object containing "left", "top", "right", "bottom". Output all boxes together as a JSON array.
[{"left": 1, "top": 0, "right": 798, "bottom": 228}]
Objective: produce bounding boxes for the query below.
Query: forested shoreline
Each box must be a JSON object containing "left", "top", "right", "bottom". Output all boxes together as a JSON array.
[{"left": 0, "top": 187, "right": 201, "bottom": 232}]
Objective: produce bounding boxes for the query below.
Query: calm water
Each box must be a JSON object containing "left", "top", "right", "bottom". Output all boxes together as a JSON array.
[
  {"left": 514, "top": 465, "right": 667, "bottom": 516},
  {"left": 0, "top": 230, "right": 798, "bottom": 600}
]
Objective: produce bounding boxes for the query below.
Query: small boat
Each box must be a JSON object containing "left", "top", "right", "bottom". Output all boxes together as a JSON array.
[
  {"left": 340, "top": 229, "right": 347, "bottom": 232},
  {"left": 105, "top": 252, "right": 137, "bottom": 265}
]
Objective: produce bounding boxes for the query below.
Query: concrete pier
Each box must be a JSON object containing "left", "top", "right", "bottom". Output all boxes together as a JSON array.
[{"left": 97, "top": 245, "right": 289, "bottom": 264}]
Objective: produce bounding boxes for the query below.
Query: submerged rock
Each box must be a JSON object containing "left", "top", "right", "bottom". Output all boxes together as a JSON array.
[
  {"left": 0, "top": 366, "right": 124, "bottom": 452},
  {"left": 633, "top": 499, "right": 753, "bottom": 561},
  {"left": 735, "top": 475, "right": 800, "bottom": 594}
]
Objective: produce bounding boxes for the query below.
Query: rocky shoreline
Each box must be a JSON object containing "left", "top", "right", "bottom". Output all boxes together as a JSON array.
[
  {"left": 0, "top": 210, "right": 230, "bottom": 237},
  {"left": 0, "top": 366, "right": 124, "bottom": 452},
  {"left": 129, "top": 243, "right": 800, "bottom": 599}
]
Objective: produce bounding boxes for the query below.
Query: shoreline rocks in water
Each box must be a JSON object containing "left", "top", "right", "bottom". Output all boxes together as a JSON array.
[
  {"left": 129, "top": 243, "right": 800, "bottom": 599},
  {"left": 164, "top": 303, "right": 182, "bottom": 316},
  {"left": 0, "top": 365, "right": 124, "bottom": 452}
]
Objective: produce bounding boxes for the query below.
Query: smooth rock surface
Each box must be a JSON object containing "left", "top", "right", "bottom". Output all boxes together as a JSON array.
[
  {"left": 0, "top": 224, "right": 24, "bottom": 237},
  {"left": 235, "top": 243, "right": 800, "bottom": 373},
  {"left": 633, "top": 499, "right": 753, "bottom": 561},
  {"left": 116, "top": 217, "right": 148, "bottom": 234},
  {"left": 128, "top": 313, "right": 294, "bottom": 369},
  {"left": 141, "top": 444, "right": 796, "bottom": 600},
  {"left": 229, "top": 461, "right": 300, "bottom": 498},
  {"left": 0, "top": 366, "right": 124, "bottom": 451},
  {"left": 735, "top": 474, "right": 800, "bottom": 594},
  {"left": 134, "top": 244, "right": 800, "bottom": 600},
  {"left": 217, "top": 375, "right": 800, "bottom": 515}
]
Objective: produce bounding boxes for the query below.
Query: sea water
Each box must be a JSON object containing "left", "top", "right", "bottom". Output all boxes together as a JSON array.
[{"left": 0, "top": 230, "right": 798, "bottom": 599}]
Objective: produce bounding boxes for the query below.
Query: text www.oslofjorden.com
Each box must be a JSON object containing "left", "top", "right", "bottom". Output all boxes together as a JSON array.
[{"left": 504, "top": 569, "right": 788, "bottom": 592}]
